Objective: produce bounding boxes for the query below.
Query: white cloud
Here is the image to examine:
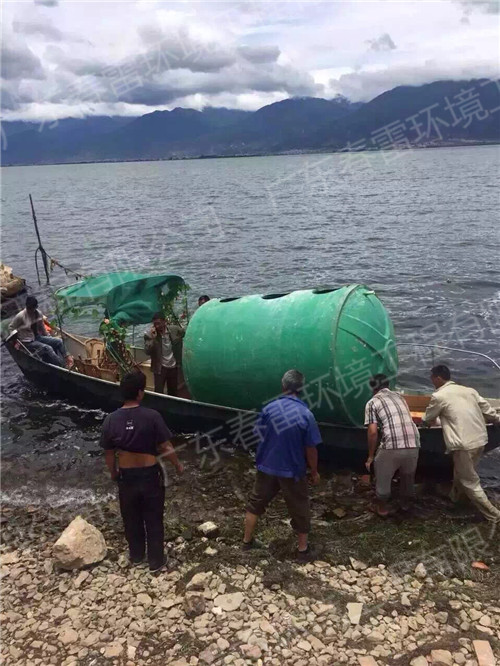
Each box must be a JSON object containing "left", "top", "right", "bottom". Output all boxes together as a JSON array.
[{"left": 1, "top": 0, "right": 498, "bottom": 120}]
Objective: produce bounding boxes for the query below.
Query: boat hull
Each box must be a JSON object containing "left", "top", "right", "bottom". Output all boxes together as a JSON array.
[{"left": 5, "top": 342, "right": 499, "bottom": 468}]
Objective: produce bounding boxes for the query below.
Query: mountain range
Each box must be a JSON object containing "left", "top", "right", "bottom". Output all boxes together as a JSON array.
[{"left": 2, "top": 79, "right": 499, "bottom": 166}]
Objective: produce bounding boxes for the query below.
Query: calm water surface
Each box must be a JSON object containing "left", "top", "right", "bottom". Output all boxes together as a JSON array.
[{"left": 1, "top": 146, "right": 500, "bottom": 502}]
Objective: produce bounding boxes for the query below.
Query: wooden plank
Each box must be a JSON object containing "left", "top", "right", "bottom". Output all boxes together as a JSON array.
[
  {"left": 403, "top": 394, "right": 431, "bottom": 410},
  {"left": 473, "top": 640, "right": 496, "bottom": 666}
]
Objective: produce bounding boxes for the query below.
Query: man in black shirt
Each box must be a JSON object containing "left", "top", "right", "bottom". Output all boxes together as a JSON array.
[{"left": 100, "top": 370, "right": 183, "bottom": 571}]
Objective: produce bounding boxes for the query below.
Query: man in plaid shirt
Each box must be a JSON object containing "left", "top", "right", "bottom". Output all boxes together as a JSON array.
[{"left": 365, "top": 374, "right": 420, "bottom": 516}]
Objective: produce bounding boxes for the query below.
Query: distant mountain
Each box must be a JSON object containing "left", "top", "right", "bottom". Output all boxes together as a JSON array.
[
  {"left": 1, "top": 116, "right": 132, "bottom": 165},
  {"left": 2, "top": 80, "right": 499, "bottom": 166},
  {"left": 200, "top": 96, "right": 363, "bottom": 154},
  {"left": 309, "top": 79, "right": 500, "bottom": 149},
  {"left": 81, "top": 107, "right": 251, "bottom": 161}
]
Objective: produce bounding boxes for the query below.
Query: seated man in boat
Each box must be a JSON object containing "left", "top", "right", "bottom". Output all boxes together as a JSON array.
[
  {"left": 144, "top": 312, "right": 184, "bottom": 395},
  {"left": 422, "top": 364, "right": 500, "bottom": 524},
  {"left": 365, "top": 374, "right": 420, "bottom": 516},
  {"left": 100, "top": 370, "right": 184, "bottom": 571},
  {"left": 242, "top": 369, "right": 321, "bottom": 560},
  {"left": 198, "top": 295, "right": 210, "bottom": 307},
  {"left": 8, "top": 296, "right": 69, "bottom": 368}
]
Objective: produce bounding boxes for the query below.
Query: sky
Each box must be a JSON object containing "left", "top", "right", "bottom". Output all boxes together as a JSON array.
[{"left": 1, "top": 0, "right": 499, "bottom": 121}]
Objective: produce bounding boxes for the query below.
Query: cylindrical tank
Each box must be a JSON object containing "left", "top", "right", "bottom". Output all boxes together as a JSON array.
[{"left": 183, "top": 285, "right": 398, "bottom": 426}]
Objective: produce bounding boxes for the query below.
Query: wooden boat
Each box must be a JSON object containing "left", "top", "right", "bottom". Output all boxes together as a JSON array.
[
  {"left": 4, "top": 271, "right": 499, "bottom": 466},
  {"left": 5, "top": 330, "right": 500, "bottom": 467}
]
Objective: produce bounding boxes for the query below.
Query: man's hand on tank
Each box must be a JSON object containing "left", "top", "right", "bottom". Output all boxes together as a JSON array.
[{"left": 365, "top": 456, "right": 374, "bottom": 471}]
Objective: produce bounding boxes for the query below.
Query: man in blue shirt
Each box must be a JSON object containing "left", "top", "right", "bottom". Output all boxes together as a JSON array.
[{"left": 243, "top": 369, "right": 322, "bottom": 558}]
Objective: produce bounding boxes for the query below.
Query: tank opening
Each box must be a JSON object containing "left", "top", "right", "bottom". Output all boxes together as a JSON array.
[
  {"left": 312, "top": 287, "right": 340, "bottom": 294},
  {"left": 261, "top": 292, "right": 290, "bottom": 300},
  {"left": 219, "top": 297, "right": 240, "bottom": 303}
]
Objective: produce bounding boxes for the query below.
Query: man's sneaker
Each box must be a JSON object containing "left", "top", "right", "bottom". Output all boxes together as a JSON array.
[
  {"left": 296, "top": 546, "right": 314, "bottom": 563},
  {"left": 130, "top": 557, "right": 144, "bottom": 566},
  {"left": 149, "top": 559, "right": 167, "bottom": 573},
  {"left": 242, "top": 538, "right": 266, "bottom": 551}
]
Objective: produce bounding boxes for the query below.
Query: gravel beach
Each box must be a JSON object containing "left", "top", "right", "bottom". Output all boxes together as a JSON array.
[{"left": 1, "top": 449, "right": 499, "bottom": 666}]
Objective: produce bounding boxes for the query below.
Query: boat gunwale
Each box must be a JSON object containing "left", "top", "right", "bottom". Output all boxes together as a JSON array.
[{"left": 8, "top": 338, "right": 490, "bottom": 434}]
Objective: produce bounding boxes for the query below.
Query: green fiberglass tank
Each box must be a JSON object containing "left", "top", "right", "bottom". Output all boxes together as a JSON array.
[{"left": 183, "top": 285, "right": 398, "bottom": 426}]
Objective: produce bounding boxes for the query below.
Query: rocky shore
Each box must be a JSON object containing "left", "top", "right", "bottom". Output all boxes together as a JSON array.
[{"left": 1, "top": 450, "right": 499, "bottom": 665}]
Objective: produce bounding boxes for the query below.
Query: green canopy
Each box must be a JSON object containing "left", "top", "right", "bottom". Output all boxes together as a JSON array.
[{"left": 55, "top": 272, "right": 186, "bottom": 326}]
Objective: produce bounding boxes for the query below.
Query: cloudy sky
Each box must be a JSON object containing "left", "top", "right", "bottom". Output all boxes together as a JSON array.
[{"left": 1, "top": 0, "right": 499, "bottom": 121}]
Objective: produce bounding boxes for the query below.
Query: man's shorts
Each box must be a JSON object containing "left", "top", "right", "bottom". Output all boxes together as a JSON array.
[{"left": 246, "top": 470, "right": 311, "bottom": 533}]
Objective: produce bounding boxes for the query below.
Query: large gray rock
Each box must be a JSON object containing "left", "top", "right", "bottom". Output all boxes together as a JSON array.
[{"left": 52, "top": 516, "right": 107, "bottom": 570}]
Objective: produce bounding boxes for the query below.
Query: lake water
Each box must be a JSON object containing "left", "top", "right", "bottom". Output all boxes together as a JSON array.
[{"left": 1, "top": 145, "right": 500, "bottom": 503}]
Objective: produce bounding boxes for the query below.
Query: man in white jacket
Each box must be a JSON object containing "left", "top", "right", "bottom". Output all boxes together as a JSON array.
[{"left": 422, "top": 364, "right": 500, "bottom": 523}]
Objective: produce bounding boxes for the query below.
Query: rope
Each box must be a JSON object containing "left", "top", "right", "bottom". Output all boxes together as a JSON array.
[
  {"left": 48, "top": 256, "right": 88, "bottom": 280},
  {"left": 398, "top": 343, "right": 500, "bottom": 373}
]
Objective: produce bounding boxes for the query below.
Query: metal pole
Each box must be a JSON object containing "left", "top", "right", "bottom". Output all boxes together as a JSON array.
[{"left": 29, "top": 194, "right": 50, "bottom": 285}]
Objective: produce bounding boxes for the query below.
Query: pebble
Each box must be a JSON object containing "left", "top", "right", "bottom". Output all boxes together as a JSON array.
[
  {"left": 410, "top": 658, "right": 428, "bottom": 666},
  {"left": 197, "top": 522, "right": 219, "bottom": 538},
  {"left": 199, "top": 648, "right": 216, "bottom": 664},
  {"left": 347, "top": 602, "right": 363, "bottom": 625},
  {"left": 213, "top": 592, "right": 244, "bottom": 612},
  {"left": 137, "top": 592, "right": 152, "bottom": 607},
  {"left": 350, "top": 557, "right": 368, "bottom": 571},
  {"left": 240, "top": 644, "right": 262, "bottom": 660},
  {"left": 58, "top": 628, "right": 79, "bottom": 645},
  {"left": 204, "top": 547, "right": 218, "bottom": 556},
  {"left": 414, "top": 563, "right": 427, "bottom": 579},
  {"left": 217, "top": 637, "right": 230, "bottom": 650},
  {"left": 435, "top": 611, "right": 449, "bottom": 623},
  {"left": 431, "top": 649, "right": 453, "bottom": 666},
  {"left": 103, "top": 642, "right": 123, "bottom": 658}
]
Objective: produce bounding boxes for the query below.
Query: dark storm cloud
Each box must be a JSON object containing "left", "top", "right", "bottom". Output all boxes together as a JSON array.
[
  {"left": 237, "top": 45, "right": 280, "bottom": 64},
  {"left": 0, "top": 84, "right": 22, "bottom": 110},
  {"left": 40, "top": 24, "right": 317, "bottom": 109},
  {"left": 366, "top": 33, "right": 396, "bottom": 52},
  {"left": 45, "top": 46, "right": 107, "bottom": 77},
  {"left": 13, "top": 17, "right": 63, "bottom": 41},
  {"left": 1, "top": 40, "right": 45, "bottom": 80},
  {"left": 135, "top": 27, "right": 236, "bottom": 74},
  {"left": 56, "top": 59, "right": 318, "bottom": 107}
]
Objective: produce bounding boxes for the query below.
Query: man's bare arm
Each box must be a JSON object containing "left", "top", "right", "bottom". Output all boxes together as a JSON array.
[
  {"left": 366, "top": 423, "right": 378, "bottom": 470},
  {"left": 158, "top": 440, "right": 184, "bottom": 473},
  {"left": 305, "top": 446, "right": 319, "bottom": 484},
  {"left": 105, "top": 450, "right": 118, "bottom": 480}
]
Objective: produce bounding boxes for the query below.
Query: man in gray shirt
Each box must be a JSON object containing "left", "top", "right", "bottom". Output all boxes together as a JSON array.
[{"left": 144, "top": 312, "right": 182, "bottom": 395}]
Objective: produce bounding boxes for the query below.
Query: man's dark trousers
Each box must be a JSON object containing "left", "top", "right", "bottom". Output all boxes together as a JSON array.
[
  {"left": 117, "top": 465, "right": 165, "bottom": 569},
  {"left": 154, "top": 366, "right": 178, "bottom": 396}
]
